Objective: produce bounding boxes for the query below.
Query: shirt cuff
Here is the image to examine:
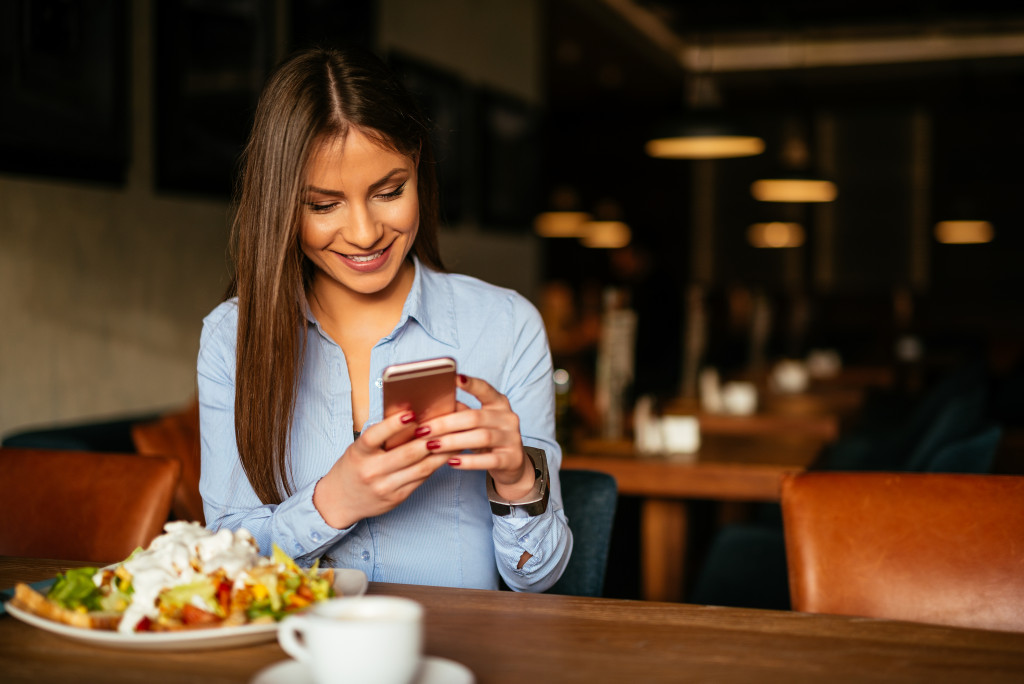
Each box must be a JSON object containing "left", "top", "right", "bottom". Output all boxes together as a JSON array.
[{"left": 272, "top": 479, "right": 355, "bottom": 560}]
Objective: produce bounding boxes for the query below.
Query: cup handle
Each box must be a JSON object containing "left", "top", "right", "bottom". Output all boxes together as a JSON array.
[{"left": 277, "top": 616, "right": 310, "bottom": 663}]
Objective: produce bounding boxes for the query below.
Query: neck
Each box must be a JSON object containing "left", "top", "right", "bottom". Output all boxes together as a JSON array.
[{"left": 308, "top": 258, "right": 415, "bottom": 332}]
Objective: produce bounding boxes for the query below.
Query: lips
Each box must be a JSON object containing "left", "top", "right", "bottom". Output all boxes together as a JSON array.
[
  {"left": 345, "top": 249, "right": 385, "bottom": 263},
  {"left": 332, "top": 241, "right": 394, "bottom": 273}
]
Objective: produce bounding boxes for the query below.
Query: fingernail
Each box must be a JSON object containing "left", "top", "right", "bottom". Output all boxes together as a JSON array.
[
  {"left": 426, "top": 440, "right": 441, "bottom": 451},
  {"left": 401, "top": 412, "right": 417, "bottom": 424},
  {"left": 459, "top": 374, "right": 468, "bottom": 384},
  {"left": 448, "top": 458, "right": 461, "bottom": 467},
  {"left": 414, "top": 426, "right": 431, "bottom": 437}
]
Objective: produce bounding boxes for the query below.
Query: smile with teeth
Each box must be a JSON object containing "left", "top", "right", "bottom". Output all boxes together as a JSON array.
[{"left": 345, "top": 249, "right": 385, "bottom": 263}]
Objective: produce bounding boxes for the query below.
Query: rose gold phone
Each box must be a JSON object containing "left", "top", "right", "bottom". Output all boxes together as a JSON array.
[{"left": 382, "top": 357, "right": 457, "bottom": 449}]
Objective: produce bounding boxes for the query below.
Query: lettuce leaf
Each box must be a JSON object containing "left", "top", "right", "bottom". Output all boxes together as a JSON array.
[{"left": 47, "top": 567, "right": 101, "bottom": 611}]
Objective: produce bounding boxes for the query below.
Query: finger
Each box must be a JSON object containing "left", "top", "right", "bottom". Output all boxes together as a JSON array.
[
  {"left": 457, "top": 374, "right": 509, "bottom": 409},
  {"left": 385, "top": 452, "right": 450, "bottom": 494},
  {"left": 360, "top": 410, "right": 419, "bottom": 451}
]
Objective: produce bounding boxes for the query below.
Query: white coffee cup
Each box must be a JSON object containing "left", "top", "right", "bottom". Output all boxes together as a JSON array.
[
  {"left": 661, "top": 415, "right": 701, "bottom": 455},
  {"left": 278, "top": 596, "right": 424, "bottom": 684},
  {"left": 721, "top": 381, "right": 758, "bottom": 415}
]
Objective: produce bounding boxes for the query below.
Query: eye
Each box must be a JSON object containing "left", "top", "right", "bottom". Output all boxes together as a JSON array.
[
  {"left": 376, "top": 182, "right": 407, "bottom": 201},
  {"left": 305, "top": 201, "right": 338, "bottom": 214}
]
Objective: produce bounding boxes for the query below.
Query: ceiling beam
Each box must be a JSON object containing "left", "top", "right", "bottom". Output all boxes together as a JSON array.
[
  {"left": 687, "top": 32, "right": 1024, "bottom": 72},
  {"left": 602, "top": 0, "right": 1024, "bottom": 72}
]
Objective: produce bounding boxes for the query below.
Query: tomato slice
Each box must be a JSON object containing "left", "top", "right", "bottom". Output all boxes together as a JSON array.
[
  {"left": 217, "top": 581, "right": 232, "bottom": 614},
  {"left": 181, "top": 604, "right": 221, "bottom": 626}
]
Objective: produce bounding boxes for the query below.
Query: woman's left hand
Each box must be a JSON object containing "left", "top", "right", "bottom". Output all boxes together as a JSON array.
[{"left": 419, "top": 374, "right": 536, "bottom": 502}]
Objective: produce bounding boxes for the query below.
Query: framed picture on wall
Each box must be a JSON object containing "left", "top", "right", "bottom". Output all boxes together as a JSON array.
[
  {"left": 476, "top": 87, "right": 541, "bottom": 230},
  {"left": 154, "top": 0, "right": 276, "bottom": 197},
  {"left": 388, "top": 51, "right": 470, "bottom": 226},
  {"left": 0, "top": 0, "right": 129, "bottom": 184}
]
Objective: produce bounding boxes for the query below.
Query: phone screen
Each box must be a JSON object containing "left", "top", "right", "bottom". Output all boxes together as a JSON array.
[{"left": 381, "top": 357, "right": 457, "bottom": 449}]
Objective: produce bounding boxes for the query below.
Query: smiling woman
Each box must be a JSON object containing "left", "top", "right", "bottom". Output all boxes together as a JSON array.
[{"left": 196, "top": 46, "right": 572, "bottom": 594}]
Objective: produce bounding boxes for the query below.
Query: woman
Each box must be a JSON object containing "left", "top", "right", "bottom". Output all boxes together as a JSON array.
[{"left": 197, "top": 46, "right": 572, "bottom": 592}]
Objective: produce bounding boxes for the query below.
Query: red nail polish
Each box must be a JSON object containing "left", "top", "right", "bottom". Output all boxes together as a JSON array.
[
  {"left": 448, "top": 458, "right": 461, "bottom": 467},
  {"left": 401, "top": 412, "right": 417, "bottom": 424},
  {"left": 458, "top": 374, "right": 468, "bottom": 384},
  {"left": 427, "top": 440, "right": 441, "bottom": 451},
  {"left": 414, "top": 426, "right": 431, "bottom": 437}
]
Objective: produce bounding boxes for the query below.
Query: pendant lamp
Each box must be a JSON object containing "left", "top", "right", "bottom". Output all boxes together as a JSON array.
[
  {"left": 751, "top": 115, "right": 836, "bottom": 203},
  {"left": 646, "top": 73, "right": 764, "bottom": 160},
  {"left": 533, "top": 186, "right": 592, "bottom": 238},
  {"left": 580, "top": 199, "right": 632, "bottom": 249}
]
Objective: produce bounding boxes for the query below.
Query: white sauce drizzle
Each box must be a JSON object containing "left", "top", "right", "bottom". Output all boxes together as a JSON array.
[{"left": 115, "top": 521, "right": 264, "bottom": 634}]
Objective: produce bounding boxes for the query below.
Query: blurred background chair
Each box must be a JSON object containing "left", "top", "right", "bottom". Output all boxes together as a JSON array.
[
  {"left": 0, "top": 447, "right": 180, "bottom": 563},
  {"left": 688, "top": 360, "right": 1003, "bottom": 610},
  {"left": 547, "top": 469, "right": 618, "bottom": 597},
  {"left": 2, "top": 398, "right": 204, "bottom": 524},
  {"left": 130, "top": 398, "right": 204, "bottom": 523},
  {"left": 2, "top": 412, "right": 159, "bottom": 453},
  {"left": 781, "top": 471, "right": 1024, "bottom": 632}
]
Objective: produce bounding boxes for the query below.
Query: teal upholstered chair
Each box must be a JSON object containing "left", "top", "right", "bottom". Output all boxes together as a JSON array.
[{"left": 547, "top": 469, "right": 618, "bottom": 598}]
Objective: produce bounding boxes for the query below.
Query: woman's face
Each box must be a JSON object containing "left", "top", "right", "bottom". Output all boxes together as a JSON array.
[{"left": 300, "top": 129, "right": 419, "bottom": 300}]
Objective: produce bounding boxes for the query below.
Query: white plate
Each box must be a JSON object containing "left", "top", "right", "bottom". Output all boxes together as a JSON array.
[
  {"left": 251, "top": 656, "right": 474, "bottom": 684},
  {"left": 3, "top": 568, "right": 367, "bottom": 651}
]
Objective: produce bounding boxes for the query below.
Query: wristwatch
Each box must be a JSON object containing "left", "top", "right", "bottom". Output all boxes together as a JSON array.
[{"left": 486, "top": 446, "right": 549, "bottom": 517}]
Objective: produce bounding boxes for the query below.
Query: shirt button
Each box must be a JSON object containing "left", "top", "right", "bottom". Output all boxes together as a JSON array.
[
  {"left": 310, "top": 531, "right": 321, "bottom": 542},
  {"left": 519, "top": 535, "right": 530, "bottom": 544},
  {"left": 361, "top": 550, "right": 370, "bottom": 561},
  {"left": 375, "top": 377, "right": 383, "bottom": 389}
]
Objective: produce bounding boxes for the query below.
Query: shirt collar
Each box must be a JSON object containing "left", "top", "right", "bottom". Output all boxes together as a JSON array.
[{"left": 401, "top": 255, "right": 459, "bottom": 348}]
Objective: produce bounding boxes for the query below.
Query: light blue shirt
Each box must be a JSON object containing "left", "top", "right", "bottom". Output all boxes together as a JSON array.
[{"left": 197, "top": 258, "right": 572, "bottom": 592}]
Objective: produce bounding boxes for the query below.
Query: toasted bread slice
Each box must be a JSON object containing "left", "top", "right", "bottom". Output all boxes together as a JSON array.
[{"left": 11, "top": 582, "right": 121, "bottom": 630}]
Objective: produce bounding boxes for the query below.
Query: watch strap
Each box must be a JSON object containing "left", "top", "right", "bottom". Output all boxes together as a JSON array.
[{"left": 487, "top": 446, "right": 549, "bottom": 517}]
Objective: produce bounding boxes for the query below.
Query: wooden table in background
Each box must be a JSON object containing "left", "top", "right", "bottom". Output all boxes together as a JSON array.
[
  {"left": 3, "top": 557, "right": 1024, "bottom": 683},
  {"left": 563, "top": 433, "right": 825, "bottom": 602}
]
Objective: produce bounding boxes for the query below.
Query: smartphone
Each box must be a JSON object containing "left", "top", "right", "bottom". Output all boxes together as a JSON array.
[{"left": 382, "top": 357, "right": 457, "bottom": 449}]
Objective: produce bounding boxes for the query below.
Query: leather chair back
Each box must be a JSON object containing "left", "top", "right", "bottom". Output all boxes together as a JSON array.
[
  {"left": 782, "top": 471, "right": 1024, "bottom": 632},
  {"left": 0, "top": 447, "right": 180, "bottom": 563},
  {"left": 131, "top": 398, "right": 204, "bottom": 523}
]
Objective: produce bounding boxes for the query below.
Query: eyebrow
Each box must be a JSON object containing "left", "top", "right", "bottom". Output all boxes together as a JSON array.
[{"left": 305, "top": 168, "right": 409, "bottom": 197}]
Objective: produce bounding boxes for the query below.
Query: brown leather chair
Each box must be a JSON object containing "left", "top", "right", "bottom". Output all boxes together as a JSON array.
[
  {"left": 131, "top": 398, "right": 204, "bottom": 523},
  {"left": 781, "top": 471, "right": 1024, "bottom": 632},
  {"left": 0, "top": 447, "right": 180, "bottom": 563}
]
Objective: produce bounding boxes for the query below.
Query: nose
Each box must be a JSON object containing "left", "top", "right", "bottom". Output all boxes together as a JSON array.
[{"left": 340, "top": 202, "right": 383, "bottom": 250}]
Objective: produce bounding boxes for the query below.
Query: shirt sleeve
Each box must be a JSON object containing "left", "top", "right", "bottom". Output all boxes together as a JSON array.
[
  {"left": 489, "top": 294, "right": 574, "bottom": 592},
  {"left": 196, "top": 301, "right": 352, "bottom": 563}
]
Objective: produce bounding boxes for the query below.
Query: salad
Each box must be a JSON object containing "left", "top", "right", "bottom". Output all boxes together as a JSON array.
[{"left": 12, "top": 521, "right": 334, "bottom": 633}]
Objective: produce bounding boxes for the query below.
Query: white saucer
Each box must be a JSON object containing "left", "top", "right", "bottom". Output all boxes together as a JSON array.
[{"left": 251, "top": 655, "right": 474, "bottom": 684}]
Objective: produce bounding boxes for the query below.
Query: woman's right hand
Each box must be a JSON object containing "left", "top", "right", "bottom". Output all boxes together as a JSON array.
[{"left": 311, "top": 411, "right": 450, "bottom": 529}]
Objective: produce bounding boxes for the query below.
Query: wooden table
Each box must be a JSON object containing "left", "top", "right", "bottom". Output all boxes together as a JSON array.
[
  {"left": 3, "top": 557, "right": 1023, "bottom": 683},
  {"left": 563, "top": 433, "right": 824, "bottom": 602}
]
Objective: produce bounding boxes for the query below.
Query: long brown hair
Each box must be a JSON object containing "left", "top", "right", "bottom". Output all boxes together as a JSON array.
[{"left": 227, "top": 46, "right": 445, "bottom": 504}]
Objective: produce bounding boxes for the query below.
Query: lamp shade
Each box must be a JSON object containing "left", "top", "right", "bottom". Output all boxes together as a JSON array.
[
  {"left": 534, "top": 211, "right": 592, "bottom": 238},
  {"left": 934, "top": 220, "right": 994, "bottom": 244},
  {"left": 646, "top": 119, "right": 765, "bottom": 160},
  {"left": 751, "top": 176, "right": 837, "bottom": 203},
  {"left": 580, "top": 221, "right": 631, "bottom": 248},
  {"left": 748, "top": 222, "right": 806, "bottom": 248}
]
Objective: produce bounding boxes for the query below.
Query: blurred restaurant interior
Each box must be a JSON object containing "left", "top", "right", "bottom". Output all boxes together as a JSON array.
[{"left": 3, "top": 0, "right": 1024, "bottom": 609}]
